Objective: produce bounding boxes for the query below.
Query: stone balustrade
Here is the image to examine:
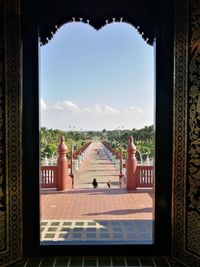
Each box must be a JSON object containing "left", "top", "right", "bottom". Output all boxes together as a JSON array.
[
  {"left": 103, "top": 138, "right": 154, "bottom": 189},
  {"left": 41, "top": 139, "right": 92, "bottom": 190}
]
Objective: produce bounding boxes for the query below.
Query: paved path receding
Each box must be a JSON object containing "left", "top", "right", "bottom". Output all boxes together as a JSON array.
[
  {"left": 40, "top": 141, "right": 154, "bottom": 243},
  {"left": 74, "top": 141, "right": 119, "bottom": 189}
]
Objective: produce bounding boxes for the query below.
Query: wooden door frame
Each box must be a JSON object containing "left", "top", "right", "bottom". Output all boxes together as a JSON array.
[{"left": 22, "top": 0, "right": 173, "bottom": 257}]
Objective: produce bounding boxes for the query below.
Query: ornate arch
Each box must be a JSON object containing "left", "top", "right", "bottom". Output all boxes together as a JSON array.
[{"left": 38, "top": 0, "right": 155, "bottom": 46}]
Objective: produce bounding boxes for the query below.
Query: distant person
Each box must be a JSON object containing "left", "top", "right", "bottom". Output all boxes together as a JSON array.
[
  {"left": 107, "top": 180, "right": 111, "bottom": 188},
  {"left": 92, "top": 178, "right": 98, "bottom": 188}
]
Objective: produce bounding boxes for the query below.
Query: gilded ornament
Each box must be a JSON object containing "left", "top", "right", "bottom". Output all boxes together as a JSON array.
[
  {"left": 0, "top": 175, "right": 3, "bottom": 207},
  {"left": 186, "top": 0, "right": 200, "bottom": 260}
]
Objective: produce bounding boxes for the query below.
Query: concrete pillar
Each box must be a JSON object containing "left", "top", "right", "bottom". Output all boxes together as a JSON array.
[
  {"left": 57, "top": 135, "right": 69, "bottom": 191},
  {"left": 126, "top": 136, "right": 137, "bottom": 189},
  {"left": 69, "top": 144, "right": 74, "bottom": 188},
  {"left": 119, "top": 144, "right": 123, "bottom": 188}
]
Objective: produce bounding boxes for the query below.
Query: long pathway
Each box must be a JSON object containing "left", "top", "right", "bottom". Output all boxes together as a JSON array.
[
  {"left": 74, "top": 141, "right": 119, "bottom": 188},
  {"left": 40, "top": 141, "right": 153, "bottom": 244}
]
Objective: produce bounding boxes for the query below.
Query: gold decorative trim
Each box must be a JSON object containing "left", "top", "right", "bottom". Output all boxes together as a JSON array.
[
  {"left": 0, "top": 0, "right": 6, "bottom": 255},
  {"left": 173, "top": 0, "right": 200, "bottom": 265},
  {"left": 0, "top": 0, "right": 22, "bottom": 266},
  {"left": 187, "top": 0, "right": 200, "bottom": 258},
  {"left": 173, "top": 0, "right": 188, "bottom": 261}
]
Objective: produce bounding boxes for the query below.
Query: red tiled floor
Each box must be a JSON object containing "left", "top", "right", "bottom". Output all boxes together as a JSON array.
[
  {"left": 41, "top": 189, "right": 153, "bottom": 220},
  {"left": 41, "top": 141, "right": 154, "bottom": 221}
]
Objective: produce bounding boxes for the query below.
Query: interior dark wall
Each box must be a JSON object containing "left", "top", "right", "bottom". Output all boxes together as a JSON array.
[
  {"left": 154, "top": 0, "right": 174, "bottom": 254},
  {"left": 22, "top": 0, "right": 174, "bottom": 257},
  {"left": 22, "top": 0, "right": 40, "bottom": 254}
]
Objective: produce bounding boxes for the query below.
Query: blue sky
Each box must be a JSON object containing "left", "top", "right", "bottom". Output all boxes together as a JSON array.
[{"left": 40, "top": 22, "right": 154, "bottom": 131}]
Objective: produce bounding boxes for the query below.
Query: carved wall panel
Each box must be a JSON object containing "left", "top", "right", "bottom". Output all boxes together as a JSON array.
[
  {"left": 0, "top": 0, "right": 22, "bottom": 266},
  {"left": 0, "top": 0, "right": 6, "bottom": 255},
  {"left": 187, "top": 0, "right": 200, "bottom": 259},
  {"left": 173, "top": 0, "right": 200, "bottom": 265},
  {"left": 0, "top": 0, "right": 200, "bottom": 266}
]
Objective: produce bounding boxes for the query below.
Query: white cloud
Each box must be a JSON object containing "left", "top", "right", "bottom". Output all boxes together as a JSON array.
[
  {"left": 41, "top": 100, "right": 153, "bottom": 130},
  {"left": 54, "top": 100, "right": 80, "bottom": 113},
  {"left": 81, "top": 105, "right": 119, "bottom": 115},
  {"left": 104, "top": 105, "right": 119, "bottom": 114},
  {"left": 40, "top": 98, "right": 47, "bottom": 110},
  {"left": 123, "top": 106, "right": 144, "bottom": 115},
  {"left": 92, "top": 104, "right": 102, "bottom": 115}
]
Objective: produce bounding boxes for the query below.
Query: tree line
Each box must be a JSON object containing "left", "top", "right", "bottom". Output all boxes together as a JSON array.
[
  {"left": 40, "top": 125, "right": 154, "bottom": 162},
  {"left": 101, "top": 125, "right": 154, "bottom": 161}
]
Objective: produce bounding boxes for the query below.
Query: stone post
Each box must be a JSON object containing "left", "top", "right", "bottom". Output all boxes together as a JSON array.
[
  {"left": 126, "top": 136, "right": 137, "bottom": 189},
  {"left": 119, "top": 144, "right": 124, "bottom": 188},
  {"left": 69, "top": 144, "right": 74, "bottom": 188},
  {"left": 57, "top": 135, "right": 69, "bottom": 191}
]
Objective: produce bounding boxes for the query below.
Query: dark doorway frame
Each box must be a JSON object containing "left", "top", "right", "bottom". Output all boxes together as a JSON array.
[{"left": 22, "top": 0, "right": 174, "bottom": 257}]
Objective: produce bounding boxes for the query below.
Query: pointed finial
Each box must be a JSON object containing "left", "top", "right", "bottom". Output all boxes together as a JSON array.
[
  {"left": 127, "top": 135, "right": 136, "bottom": 156},
  {"left": 58, "top": 135, "right": 67, "bottom": 156},
  {"left": 129, "top": 135, "right": 133, "bottom": 143},
  {"left": 126, "top": 135, "right": 137, "bottom": 189},
  {"left": 61, "top": 135, "right": 65, "bottom": 143}
]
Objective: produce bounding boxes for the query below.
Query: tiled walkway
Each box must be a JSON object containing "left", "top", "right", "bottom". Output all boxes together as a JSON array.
[
  {"left": 11, "top": 256, "right": 184, "bottom": 267},
  {"left": 40, "top": 141, "right": 153, "bottom": 244},
  {"left": 41, "top": 189, "right": 153, "bottom": 220},
  {"left": 74, "top": 141, "right": 120, "bottom": 188},
  {"left": 41, "top": 189, "right": 153, "bottom": 244},
  {"left": 41, "top": 219, "right": 153, "bottom": 244}
]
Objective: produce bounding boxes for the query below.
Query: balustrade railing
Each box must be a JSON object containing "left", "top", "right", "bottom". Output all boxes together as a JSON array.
[
  {"left": 41, "top": 138, "right": 153, "bottom": 190},
  {"left": 41, "top": 166, "right": 58, "bottom": 189},
  {"left": 73, "top": 142, "right": 92, "bottom": 159},
  {"left": 120, "top": 165, "right": 153, "bottom": 189},
  {"left": 72, "top": 142, "right": 92, "bottom": 173},
  {"left": 136, "top": 166, "right": 154, "bottom": 187},
  {"left": 103, "top": 141, "right": 154, "bottom": 189},
  {"left": 41, "top": 141, "right": 92, "bottom": 190}
]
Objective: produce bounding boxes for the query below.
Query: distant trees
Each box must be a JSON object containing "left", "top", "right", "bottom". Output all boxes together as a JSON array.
[
  {"left": 99, "top": 125, "right": 154, "bottom": 161},
  {"left": 40, "top": 125, "right": 154, "bottom": 162},
  {"left": 40, "top": 127, "right": 89, "bottom": 159},
  {"left": 43, "top": 143, "right": 57, "bottom": 156}
]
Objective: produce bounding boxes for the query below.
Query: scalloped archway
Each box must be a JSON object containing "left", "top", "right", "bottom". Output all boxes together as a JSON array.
[{"left": 38, "top": 1, "right": 155, "bottom": 46}]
